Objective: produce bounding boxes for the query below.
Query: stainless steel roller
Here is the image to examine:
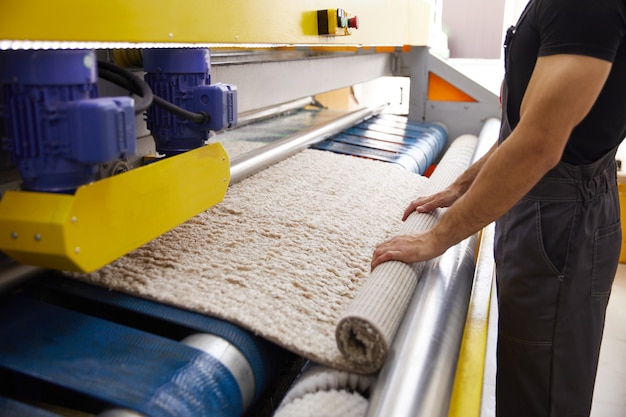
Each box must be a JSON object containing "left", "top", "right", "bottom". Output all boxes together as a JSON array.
[{"left": 229, "top": 105, "right": 384, "bottom": 184}]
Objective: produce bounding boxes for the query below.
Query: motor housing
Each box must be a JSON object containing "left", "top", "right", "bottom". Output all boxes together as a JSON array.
[
  {"left": 143, "top": 48, "right": 237, "bottom": 157},
  {"left": 0, "top": 49, "right": 136, "bottom": 194}
]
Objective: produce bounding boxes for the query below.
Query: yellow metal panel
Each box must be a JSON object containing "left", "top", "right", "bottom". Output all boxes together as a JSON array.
[
  {"left": 619, "top": 181, "right": 626, "bottom": 262},
  {"left": 0, "top": 0, "right": 430, "bottom": 46},
  {"left": 0, "top": 143, "right": 229, "bottom": 273},
  {"left": 0, "top": 192, "right": 76, "bottom": 270},
  {"left": 448, "top": 225, "right": 495, "bottom": 417}
]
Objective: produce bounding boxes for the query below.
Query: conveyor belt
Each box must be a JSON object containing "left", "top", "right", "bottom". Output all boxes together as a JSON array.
[
  {"left": 312, "top": 113, "right": 446, "bottom": 174},
  {"left": 1, "top": 295, "right": 243, "bottom": 417},
  {"left": 0, "top": 275, "right": 285, "bottom": 417},
  {"left": 25, "top": 276, "right": 280, "bottom": 403}
]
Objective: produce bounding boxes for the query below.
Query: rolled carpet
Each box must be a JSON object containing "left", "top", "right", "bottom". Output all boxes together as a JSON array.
[{"left": 335, "top": 134, "right": 478, "bottom": 373}]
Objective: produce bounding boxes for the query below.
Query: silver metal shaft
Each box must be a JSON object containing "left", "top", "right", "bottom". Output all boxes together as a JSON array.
[{"left": 229, "top": 105, "right": 384, "bottom": 184}]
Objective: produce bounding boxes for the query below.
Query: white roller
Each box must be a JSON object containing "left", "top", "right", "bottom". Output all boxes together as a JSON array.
[{"left": 274, "top": 365, "right": 375, "bottom": 417}]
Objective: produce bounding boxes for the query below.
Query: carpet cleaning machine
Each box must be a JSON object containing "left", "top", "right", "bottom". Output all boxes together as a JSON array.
[{"left": 0, "top": 2, "right": 500, "bottom": 416}]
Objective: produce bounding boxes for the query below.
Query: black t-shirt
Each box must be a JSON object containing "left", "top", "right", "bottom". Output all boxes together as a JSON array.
[{"left": 505, "top": 0, "right": 626, "bottom": 164}]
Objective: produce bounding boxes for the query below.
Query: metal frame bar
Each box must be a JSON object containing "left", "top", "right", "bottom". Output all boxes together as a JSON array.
[
  {"left": 399, "top": 47, "right": 501, "bottom": 141},
  {"left": 212, "top": 52, "right": 395, "bottom": 114}
]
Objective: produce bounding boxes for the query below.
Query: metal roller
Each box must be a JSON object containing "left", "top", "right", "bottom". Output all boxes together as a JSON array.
[
  {"left": 229, "top": 105, "right": 385, "bottom": 184},
  {"left": 182, "top": 333, "right": 257, "bottom": 412},
  {"left": 98, "top": 409, "right": 147, "bottom": 417}
]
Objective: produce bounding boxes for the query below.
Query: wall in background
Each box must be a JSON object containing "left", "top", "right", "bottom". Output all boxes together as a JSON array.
[{"left": 442, "top": 0, "right": 528, "bottom": 59}]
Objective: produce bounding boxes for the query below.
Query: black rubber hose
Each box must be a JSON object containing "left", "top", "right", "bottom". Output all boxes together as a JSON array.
[
  {"left": 97, "top": 61, "right": 210, "bottom": 124},
  {"left": 98, "top": 69, "right": 153, "bottom": 114},
  {"left": 151, "top": 95, "right": 210, "bottom": 124},
  {"left": 97, "top": 61, "right": 154, "bottom": 114}
]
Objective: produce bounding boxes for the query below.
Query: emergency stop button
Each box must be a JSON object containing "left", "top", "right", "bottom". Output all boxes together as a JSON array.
[{"left": 317, "top": 8, "right": 359, "bottom": 36}]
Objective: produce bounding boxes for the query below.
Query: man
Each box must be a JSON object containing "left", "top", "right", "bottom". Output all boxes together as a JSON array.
[{"left": 371, "top": 0, "right": 626, "bottom": 416}]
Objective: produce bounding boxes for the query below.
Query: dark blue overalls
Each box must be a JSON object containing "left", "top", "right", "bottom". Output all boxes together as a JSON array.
[{"left": 494, "top": 30, "right": 621, "bottom": 415}]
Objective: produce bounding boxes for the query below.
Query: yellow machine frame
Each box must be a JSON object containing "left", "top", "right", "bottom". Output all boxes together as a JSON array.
[{"left": 1, "top": 0, "right": 431, "bottom": 46}]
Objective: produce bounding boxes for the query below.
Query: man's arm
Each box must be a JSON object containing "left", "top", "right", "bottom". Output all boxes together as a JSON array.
[{"left": 371, "top": 54, "right": 612, "bottom": 269}]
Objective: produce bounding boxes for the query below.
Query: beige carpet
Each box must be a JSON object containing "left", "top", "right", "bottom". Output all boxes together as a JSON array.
[{"left": 73, "top": 142, "right": 429, "bottom": 372}]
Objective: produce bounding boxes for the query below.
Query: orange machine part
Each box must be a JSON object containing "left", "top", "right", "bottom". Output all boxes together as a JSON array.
[{"left": 428, "top": 72, "right": 477, "bottom": 102}]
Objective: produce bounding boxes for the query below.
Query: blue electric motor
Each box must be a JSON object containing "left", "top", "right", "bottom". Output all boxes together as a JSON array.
[
  {"left": 0, "top": 49, "right": 136, "bottom": 194},
  {"left": 143, "top": 48, "right": 237, "bottom": 157}
]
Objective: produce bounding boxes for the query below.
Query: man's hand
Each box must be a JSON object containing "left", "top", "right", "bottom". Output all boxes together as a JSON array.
[
  {"left": 370, "top": 231, "right": 447, "bottom": 271},
  {"left": 402, "top": 186, "right": 464, "bottom": 220},
  {"left": 401, "top": 144, "right": 498, "bottom": 221}
]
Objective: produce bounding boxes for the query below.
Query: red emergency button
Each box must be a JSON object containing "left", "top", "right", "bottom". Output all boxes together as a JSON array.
[{"left": 348, "top": 16, "right": 359, "bottom": 29}]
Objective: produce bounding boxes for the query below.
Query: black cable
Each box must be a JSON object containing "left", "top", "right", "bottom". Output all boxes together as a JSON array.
[
  {"left": 97, "top": 60, "right": 153, "bottom": 101},
  {"left": 97, "top": 61, "right": 153, "bottom": 114},
  {"left": 97, "top": 60, "right": 210, "bottom": 124},
  {"left": 151, "top": 94, "right": 209, "bottom": 124},
  {"left": 97, "top": 69, "right": 153, "bottom": 114}
]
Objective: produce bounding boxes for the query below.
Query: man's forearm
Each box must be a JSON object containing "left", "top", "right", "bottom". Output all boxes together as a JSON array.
[
  {"left": 450, "top": 142, "right": 498, "bottom": 194},
  {"left": 429, "top": 128, "right": 559, "bottom": 251}
]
